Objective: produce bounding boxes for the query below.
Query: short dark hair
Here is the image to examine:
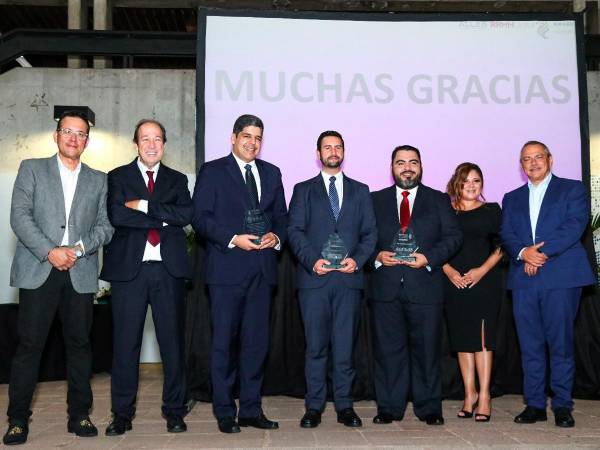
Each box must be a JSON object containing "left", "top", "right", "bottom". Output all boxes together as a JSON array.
[
  {"left": 316, "top": 130, "right": 344, "bottom": 151},
  {"left": 391, "top": 145, "right": 421, "bottom": 163},
  {"left": 133, "top": 119, "right": 167, "bottom": 144},
  {"left": 521, "top": 140, "right": 551, "bottom": 157},
  {"left": 56, "top": 110, "right": 90, "bottom": 134},
  {"left": 233, "top": 114, "right": 264, "bottom": 135}
]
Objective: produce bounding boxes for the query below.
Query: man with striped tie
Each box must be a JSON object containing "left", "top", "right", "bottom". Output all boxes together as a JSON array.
[{"left": 288, "top": 131, "right": 377, "bottom": 429}]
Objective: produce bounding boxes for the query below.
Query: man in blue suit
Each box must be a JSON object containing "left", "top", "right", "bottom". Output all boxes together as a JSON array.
[
  {"left": 370, "top": 145, "right": 462, "bottom": 426},
  {"left": 288, "top": 131, "right": 377, "bottom": 428},
  {"left": 192, "top": 114, "right": 287, "bottom": 433},
  {"left": 501, "top": 140, "right": 595, "bottom": 428},
  {"left": 101, "top": 119, "right": 193, "bottom": 435}
]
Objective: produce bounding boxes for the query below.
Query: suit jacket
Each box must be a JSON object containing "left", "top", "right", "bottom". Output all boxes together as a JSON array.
[
  {"left": 288, "top": 173, "right": 377, "bottom": 289},
  {"left": 500, "top": 175, "right": 595, "bottom": 290},
  {"left": 10, "top": 155, "right": 114, "bottom": 293},
  {"left": 100, "top": 159, "right": 193, "bottom": 282},
  {"left": 370, "top": 184, "right": 462, "bottom": 304},
  {"left": 191, "top": 153, "right": 287, "bottom": 286}
]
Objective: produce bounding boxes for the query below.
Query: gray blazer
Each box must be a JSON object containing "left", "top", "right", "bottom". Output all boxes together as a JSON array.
[{"left": 10, "top": 155, "right": 114, "bottom": 293}]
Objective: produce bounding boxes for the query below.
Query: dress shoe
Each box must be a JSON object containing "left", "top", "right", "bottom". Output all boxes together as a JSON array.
[
  {"left": 514, "top": 406, "right": 547, "bottom": 424},
  {"left": 238, "top": 413, "right": 278, "bottom": 430},
  {"left": 67, "top": 416, "right": 98, "bottom": 437},
  {"left": 373, "top": 412, "right": 403, "bottom": 424},
  {"left": 3, "top": 422, "right": 28, "bottom": 446},
  {"left": 166, "top": 415, "right": 187, "bottom": 433},
  {"left": 300, "top": 409, "right": 322, "bottom": 428},
  {"left": 420, "top": 414, "right": 445, "bottom": 425},
  {"left": 217, "top": 417, "right": 241, "bottom": 434},
  {"left": 105, "top": 416, "right": 132, "bottom": 436},
  {"left": 554, "top": 408, "right": 575, "bottom": 428},
  {"left": 336, "top": 408, "right": 362, "bottom": 427}
]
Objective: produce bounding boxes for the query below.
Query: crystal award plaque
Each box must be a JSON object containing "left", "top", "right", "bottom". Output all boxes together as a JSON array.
[
  {"left": 321, "top": 232, "right": 349, "bottom": 269},
  {"left": 390, "top": 226, "right": 419, "bottom": 262},
  {"left": 243, "top": 209, "right": 270, "bottom": 245}
]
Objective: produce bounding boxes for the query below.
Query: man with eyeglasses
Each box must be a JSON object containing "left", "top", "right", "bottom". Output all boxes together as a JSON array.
[
  {"left": 101, "top": 119, "right": 193, "bottom": 436},
  {"left": 501, "top": 141, "right": 595, "bottom": 428},
  {"left": 3, "top": 110, "right": 114, "bottom": 445}
]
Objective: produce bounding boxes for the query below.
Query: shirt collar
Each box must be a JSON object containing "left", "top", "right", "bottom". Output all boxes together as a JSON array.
[
  {"left": 232, "top": 152, "right": 256, "bottom": 170},
  {"left": 137, "top": 158, "right": 160, "bottom": 174},
  {"left": 56, "top": 153, "right": 81, "bottom": 174},
  {"left": 527, "top": 172, "right": 552, "bottom": 190},
  {"left": 395, "top": 184, "right": 419, "bottom": 197},
  {"left": 321, "top": 171, "right": 343, "bottom": 184}
]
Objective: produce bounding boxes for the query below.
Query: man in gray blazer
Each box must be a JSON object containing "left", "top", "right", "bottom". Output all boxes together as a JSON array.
[{"left": 3, "top": 111, "right": 114, "bottom": 446}]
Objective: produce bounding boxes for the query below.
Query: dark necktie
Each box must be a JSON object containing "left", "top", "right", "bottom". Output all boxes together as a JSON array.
[
  {"left": 245, "top": 164, "right": 259, "bottom": 208},
  {"left": 329, "top": 176, "right": 340, "bottom": 221},
  {"left": 400, "top": 190, "right": 410, "bottom": 232},
  {"left": 146, "top": 170, "right": 160, "bottom": 246}
]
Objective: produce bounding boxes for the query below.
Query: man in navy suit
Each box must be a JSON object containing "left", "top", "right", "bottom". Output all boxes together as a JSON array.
[
  {"left": 192, "top": 114, "right": 287, "bottom": 433},
  {"left": 101, "top": 119, "right": 193, "bottom": 435},
  {"left": 370, "top": 145, "right": 462, "bottom": 426},
  {"left": 501, "top": 141, "right": 595, "bottom": 428},
  {"left": 288, "top": 131, "right": 377, "bottom": 428}
]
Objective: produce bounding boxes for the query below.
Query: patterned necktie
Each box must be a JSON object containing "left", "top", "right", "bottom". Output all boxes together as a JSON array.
[
  {"left": 245, "top": 164, "right": 259, "bottom": 208},
  {"left": 329, "top": 176, "right": 340, "bottom": 221},
  {"left": 146, "top": 170, "right": 160, "bottom": 246},
  {"left": 400, "top": 190, "right": 410, "bottom": 232}
]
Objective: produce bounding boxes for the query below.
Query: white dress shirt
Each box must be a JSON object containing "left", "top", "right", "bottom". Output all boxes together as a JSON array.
[
  {"left": 396, "top": 184, "right": 419, "bottom": 219},
  {"left": 57, "top": 154, "right": 83, "bottom": 249},
  {"left": 136, "top": 159, "right": 163, "bottom": 262},
  {"left": 232, "top": 152, "right": 262, "bottom": 202},
  {"left": 517, "top": 172, "right": 552, "bottom": 260}
]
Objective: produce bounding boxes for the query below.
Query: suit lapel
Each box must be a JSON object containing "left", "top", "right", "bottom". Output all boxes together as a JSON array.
[
  {"left": 225, "top": 154, "right": 250, "bottom": 207},
  {"left": 313, "top": 174, "right": 337, "bottom": 224},
  {"left": 256, "top": 160, "right": 269, "bottom": 209},
  {"left": 337, "top": 175, "right": 353, "bottom": 223},
  {"left": 48, "top": 156, "right": 67, "bottom": 222},
  {"left": 534, "top": 176, "right": 558, "bottom": 236}
]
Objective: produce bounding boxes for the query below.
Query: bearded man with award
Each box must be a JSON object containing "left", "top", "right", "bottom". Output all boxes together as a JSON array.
[
  {"left": 288, "top": 131, "right": 377, "bottom": 429},
  {"left": 370, "top": 145, "right": 462, "bottom": 426}
]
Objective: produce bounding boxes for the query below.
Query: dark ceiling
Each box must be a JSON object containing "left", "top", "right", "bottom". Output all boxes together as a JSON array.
[{"left": 0, "top": 1, "right": 595, "bottom": 70}]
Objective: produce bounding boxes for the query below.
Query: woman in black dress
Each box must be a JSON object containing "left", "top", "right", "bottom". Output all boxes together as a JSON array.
[{"left": 443, "top": 163, "right": 502, "bottom": 422}]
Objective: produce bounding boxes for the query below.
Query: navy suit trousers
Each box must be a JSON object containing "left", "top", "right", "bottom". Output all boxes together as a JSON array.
[
  {"left": 512, "top": 287, "right": 581, "bottom": 411},
  {"left": 110, "top": 262, "right": 187, "bottom": 420},
  {"left": 299, "top": 278, "right": 361, "bottom": 411},
  {"left": 209, "top": 272, "right": 271, "bottom": 419}
]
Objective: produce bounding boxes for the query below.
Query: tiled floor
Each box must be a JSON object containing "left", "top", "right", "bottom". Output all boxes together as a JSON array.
[{"left": 1, "top": 365, "right": 600, "bottom": 449}]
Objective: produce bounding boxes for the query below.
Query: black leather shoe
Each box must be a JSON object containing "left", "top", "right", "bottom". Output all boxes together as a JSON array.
[
  {"left": 373, "top": 412, "right": 403, "bottom": 424},
  {"left": 105, "top": 416, "right": 132, "bottom": 436},
  {"left": 554, "top": 408, "right": 575, "bottom": 428},
  {"left": 238, "top": 413, "right": 278, "bottom": 430},
  {"left": 68, "top": 416, "right": 98, "bottom": 437},
  {"left": 300, "top": 409, "right": 321, "bottom": 428},
  {"left": 217, "top": 417, "right": 241, "bottom": 434},
  {"left": 514, "top": 406, "right": 547, "bottom": 424},
  {"left": 420, "top": 414, "right": 445, "bottom": 425},
  {"left": 166, "top": 415, "right": 187, "bottom": 433},
  {"left": 336, "top": 408, "right": 362, "bottom": 427},
  {"left": 3, "top": 422, "right": 28, "bottom": 446}
]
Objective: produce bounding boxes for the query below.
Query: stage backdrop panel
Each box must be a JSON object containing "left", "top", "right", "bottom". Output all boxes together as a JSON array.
[{"left": 199, "top": 13, "right": 586, "bottom": 202}]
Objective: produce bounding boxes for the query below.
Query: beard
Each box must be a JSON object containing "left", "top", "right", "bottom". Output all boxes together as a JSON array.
[
  {"left": 321, "top": 156, "right": 343, "bottom": 169},
  {"left": 394, "top": 170, "right": 422, "bottom": 189}
]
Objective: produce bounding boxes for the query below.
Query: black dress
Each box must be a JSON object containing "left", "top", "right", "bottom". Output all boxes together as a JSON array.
[{"left": 444, "top": 202, "right": 502, "bottom": 352}]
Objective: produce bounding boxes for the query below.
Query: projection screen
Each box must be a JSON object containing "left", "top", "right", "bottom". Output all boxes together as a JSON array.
[{"left": 197, "top": 12, "right": 588, "bottom": 203}]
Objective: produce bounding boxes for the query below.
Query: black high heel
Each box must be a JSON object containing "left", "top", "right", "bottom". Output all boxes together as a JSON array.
[{"left": 457, "top": 400, "right": 478, "bottom": 419}]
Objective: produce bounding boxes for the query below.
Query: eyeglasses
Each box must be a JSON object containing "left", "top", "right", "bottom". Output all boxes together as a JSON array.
[
  {"left": 58, "top": 128, "right": 88, "bottom": 140},
  {"left": 521, "top": 154, "right": 546, "bottom": 164}
]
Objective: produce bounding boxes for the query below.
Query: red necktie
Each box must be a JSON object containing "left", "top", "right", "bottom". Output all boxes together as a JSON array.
[
  {"left": 146, "top": 170, "right": 160, "bottom": 246},
  {"left": 400, "top": 190, "right": 410, "bottom": 232}
]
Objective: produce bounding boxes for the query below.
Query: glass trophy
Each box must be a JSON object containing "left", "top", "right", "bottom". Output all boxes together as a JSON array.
[
  {"left": 390, "top": 226, "right": 419, "bottom": 262},
  {"left": 243, "top": 209, "right": 270, "bottom": 245},
  {"left": 321, "top": 232, "right": 349, "bottom": 269}
]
